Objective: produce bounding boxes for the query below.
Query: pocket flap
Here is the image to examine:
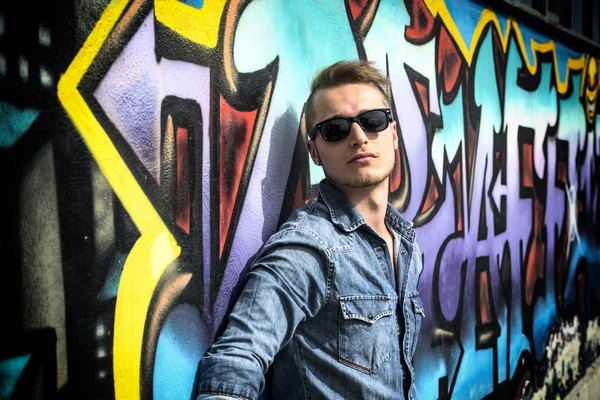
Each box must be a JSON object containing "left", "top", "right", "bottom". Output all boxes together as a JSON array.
[
  {"left": 409, "top": 293, "right": 425, "bottom": 317},
  {"left": 340, "top": 296, "right": 393, "bottom": 324}
]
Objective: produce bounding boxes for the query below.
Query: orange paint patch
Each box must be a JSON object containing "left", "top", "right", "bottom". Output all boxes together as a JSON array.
[
  {"left": 415, "top": 80, "right": 430, "bottom": 117},
  {"left": 421, "top": 174, "right": 439, "bottom": 214},
  {"left": 521, "top": 142, "right": 533, "bottom": 188},
  {"left": 479, "top": 270, "right": 492, "bottom": 324},
  {"left": 348, "top": 0, "right": 369, "bottom": 20},
  {"left": 175, "top": 127, "right": 190, "bottom": 234},
  {"left": 219, "top": 96, "right": 257, "bottom": 258},
  {"left": 525, "top": 197, "right": 546, "bottom": 305},
  {"left": 438, "top": 26, "right": 463, "bottom": 95},
  {"left": 405, "top": 0, "right": 435, "bottom": 42},
  {"left": 453, "top": 162, "right": 463, "bottom": 232}
]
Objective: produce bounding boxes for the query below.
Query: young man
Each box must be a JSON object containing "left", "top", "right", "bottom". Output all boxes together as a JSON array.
[{"left": 197, "top": 61, "right": 424, "bottom": 400}]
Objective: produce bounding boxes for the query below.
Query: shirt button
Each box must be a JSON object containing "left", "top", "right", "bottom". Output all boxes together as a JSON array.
[
  {"left": 401, "top": 249, "right": 407, "bottom": 255},
  {"left": 368, "top": 314, "right": 374, "bottom": 320},
  {"left": 375, "top": 247, "right": 383, "bottom": 253}
]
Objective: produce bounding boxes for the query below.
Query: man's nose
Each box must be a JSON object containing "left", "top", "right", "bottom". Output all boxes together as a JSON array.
[{"left": 348, "top": 121, "right": 368, "bottom": 147}]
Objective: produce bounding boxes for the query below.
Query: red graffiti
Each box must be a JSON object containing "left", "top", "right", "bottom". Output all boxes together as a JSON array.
[
  {"left": 438, "top": 26, "right": 463, "bottom": 97},
  {"left": 405, "top": 0, "right": 435, "bottom": 43},
  {"left": 347, "top": 0, "right": 370, "bottom": 20},
  {"left": 219, "top": 96, "right": 258, "bottom": 258},
  {"left": 176, "top": 127, "right": 191, "bottom": 234}
]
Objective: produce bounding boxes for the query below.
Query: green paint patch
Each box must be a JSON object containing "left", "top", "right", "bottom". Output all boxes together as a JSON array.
[
  {"left": 0, "top": 102, "right": 40, "bottom": 148},
  {"left": 0, "top": 353, "right": 31, "bottom": 399}
]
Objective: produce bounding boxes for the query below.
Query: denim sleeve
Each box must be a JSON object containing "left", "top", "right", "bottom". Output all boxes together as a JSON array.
[{"left": 196, "top": 228, "right": 330, "bottom": 400}]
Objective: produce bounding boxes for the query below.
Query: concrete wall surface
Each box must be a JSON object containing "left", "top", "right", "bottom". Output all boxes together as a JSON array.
[
  {"left": 565, "top": 357, "right": 600, "bottom": 400},
  {"left": 1, "top": 0, "right": 599, "bottom": 399}
]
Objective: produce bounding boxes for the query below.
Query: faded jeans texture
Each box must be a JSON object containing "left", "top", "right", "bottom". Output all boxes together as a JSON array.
[{"left": 197, "top": 179, "right": 424, "bottom": 400}]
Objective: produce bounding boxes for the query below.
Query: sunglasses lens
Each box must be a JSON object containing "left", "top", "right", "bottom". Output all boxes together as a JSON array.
[
  {"left": 321, "top": 119, "right": 351, "bottom": 142},
  {"left": 358, "top": 110, "right": 388, "bottom": 132}
]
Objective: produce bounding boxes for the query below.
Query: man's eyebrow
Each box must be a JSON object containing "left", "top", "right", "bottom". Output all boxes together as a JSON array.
[{"left": 326, "top": 109, "right": 374, "bottom": 119}]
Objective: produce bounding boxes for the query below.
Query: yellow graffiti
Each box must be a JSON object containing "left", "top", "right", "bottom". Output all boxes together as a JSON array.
[
  {"left": 155, "top": 0, "right": 227, "bottom": 49},
  {"left": 581, "top": 56, "right": 599, "bottom": 124},
  {"left": 423, "top": 0, "right": 585, "bottom": 94},
  {"left": 57, "top": 1, "right": 181, "bottom": 400}
]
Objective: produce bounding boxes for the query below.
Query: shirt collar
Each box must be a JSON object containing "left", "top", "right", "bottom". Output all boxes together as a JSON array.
[{"left": 318, "top": 179, "right": 416, "bottom": 242}]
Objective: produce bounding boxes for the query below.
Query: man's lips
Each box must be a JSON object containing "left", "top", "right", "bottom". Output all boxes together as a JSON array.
[{"left": 348, "top": 152, "right": 377, "bottom": 163}]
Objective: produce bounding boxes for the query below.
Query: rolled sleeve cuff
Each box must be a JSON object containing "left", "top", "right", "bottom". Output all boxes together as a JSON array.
[
  {"left": 197, "top": 357, "right": 262, "bottom": 400},
  {"left": 196, "top": 382, "right": 256, "bottom": 400},
  {"left": 196, "top": 394, "right": 249, "bottom": 400}
]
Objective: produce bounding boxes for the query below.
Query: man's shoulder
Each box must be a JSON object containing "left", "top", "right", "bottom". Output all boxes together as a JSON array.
[
  {"left": 268, "top": 199, "right": 349, "bottom": 249},
  {"left": 280, "top": 199, "right": 331, "bottom": 230}
]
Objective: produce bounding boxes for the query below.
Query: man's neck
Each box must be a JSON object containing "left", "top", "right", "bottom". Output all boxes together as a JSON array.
[{"left": 335, "top": 179, "right": 390, "bottom": 237}]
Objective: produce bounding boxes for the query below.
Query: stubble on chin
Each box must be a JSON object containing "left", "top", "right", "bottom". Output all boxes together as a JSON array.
[{"left": 326, "top": 167, "right": 393, "bottom": 189}]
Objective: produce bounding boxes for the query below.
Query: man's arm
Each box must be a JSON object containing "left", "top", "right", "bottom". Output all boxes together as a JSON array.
[{"left": 196, "top": 228, "right": 330, "bottom": 400}]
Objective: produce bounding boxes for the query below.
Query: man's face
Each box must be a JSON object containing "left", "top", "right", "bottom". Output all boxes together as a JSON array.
[{"left": 307, "top": 83, "right": 398, "bottom": 192}]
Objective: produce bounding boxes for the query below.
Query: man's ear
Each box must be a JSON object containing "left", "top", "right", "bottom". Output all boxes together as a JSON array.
[{"left": 306, "top": 140, "right": 321, "bottom": 165}]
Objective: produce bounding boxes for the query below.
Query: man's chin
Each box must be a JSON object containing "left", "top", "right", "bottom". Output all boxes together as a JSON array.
[
  {"left": 346, "top": 179, "right": 384, "bottom": 189},
  {"left": 327, "top": 173, "right": 390, "bottom": 190}
]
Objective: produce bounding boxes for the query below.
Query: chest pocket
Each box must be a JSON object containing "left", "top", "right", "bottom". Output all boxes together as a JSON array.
[
  {"left": 338, "top": 295, "right": 395, "bottom": 374},
  {"left": 407, "top": 292, "right": 425, "bottom": 359}
]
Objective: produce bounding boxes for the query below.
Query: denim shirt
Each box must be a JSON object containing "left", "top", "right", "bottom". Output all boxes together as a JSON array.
[{"left": 197, "top": 179, "right": 424, "bottom": 400}]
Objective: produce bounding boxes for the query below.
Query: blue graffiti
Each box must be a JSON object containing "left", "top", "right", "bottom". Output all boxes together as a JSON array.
[{"left": 0, "top": 102, "right": 40, "bottom": 148}]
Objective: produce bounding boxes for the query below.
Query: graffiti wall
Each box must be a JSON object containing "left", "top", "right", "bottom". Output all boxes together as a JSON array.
[{"left": 1, "top": 0, "right": 599, "bottom": 399}]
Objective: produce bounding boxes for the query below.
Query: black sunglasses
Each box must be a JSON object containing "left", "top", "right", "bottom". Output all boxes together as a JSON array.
[{"left": 308, "top": 108, "right": 393, "bottom": 142}]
